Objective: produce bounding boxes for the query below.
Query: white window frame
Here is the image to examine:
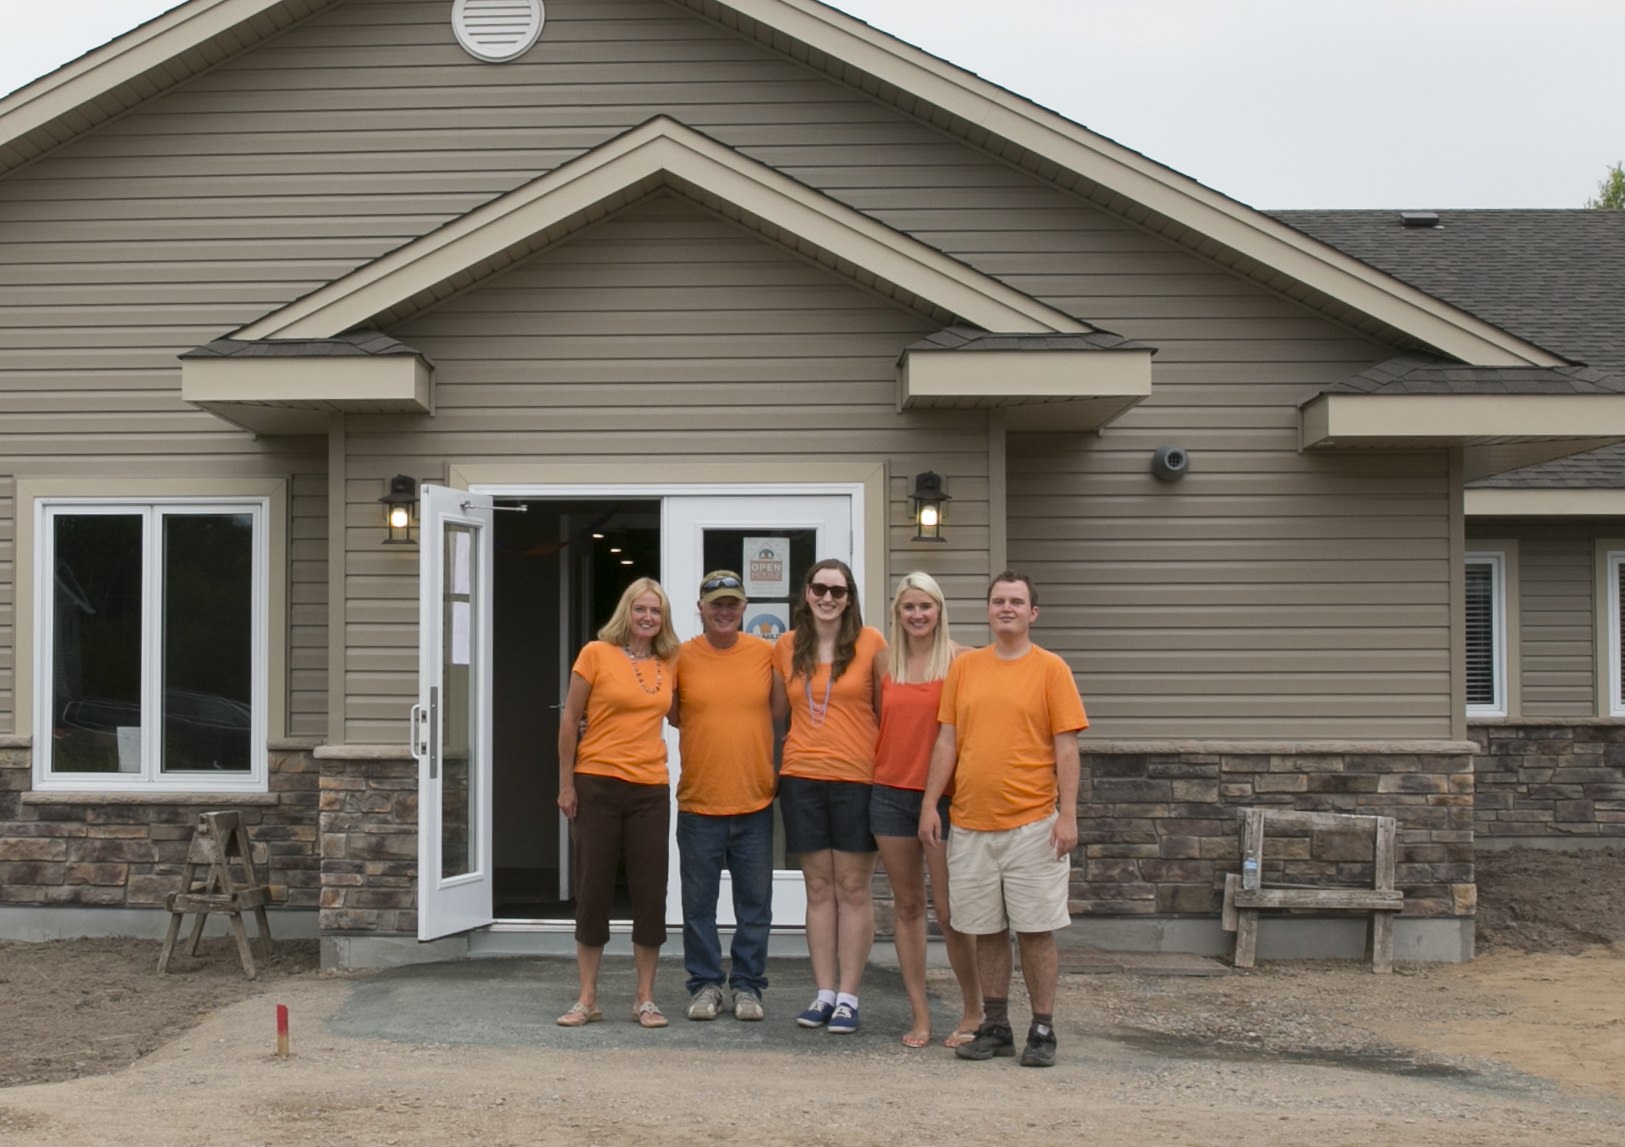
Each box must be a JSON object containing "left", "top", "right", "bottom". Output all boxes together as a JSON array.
[
  {"left": 1607, "top": 551, "right": 1625, "bottom": 717},
  {"left": 1465, "top": 551, "right": 1507, "bottom": 717},
  {"left": 33, "top": 496, "right": 270, "bottom": 793}
]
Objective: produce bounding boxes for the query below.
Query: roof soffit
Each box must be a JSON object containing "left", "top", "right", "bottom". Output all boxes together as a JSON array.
[{"left": 234, "top": 116, "right": 1091, "bottom": 340}]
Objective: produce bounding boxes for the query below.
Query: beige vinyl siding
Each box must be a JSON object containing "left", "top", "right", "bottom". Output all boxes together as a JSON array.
[
  {"left": 1470, "top": 519, "right": 1615, "bottom": 717},
  {"left": 0, "top": 0, "right": 1453, "bottom": 743}
]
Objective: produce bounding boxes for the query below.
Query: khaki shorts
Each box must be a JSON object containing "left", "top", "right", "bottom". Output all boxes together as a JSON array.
[{"left": 946, "top": 813, "right": 1071, "bottom": 935}]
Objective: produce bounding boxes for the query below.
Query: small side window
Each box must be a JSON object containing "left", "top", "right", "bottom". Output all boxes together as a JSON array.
[{"left": 1465, "top": 553, "right": 1505, "bottom": 716}]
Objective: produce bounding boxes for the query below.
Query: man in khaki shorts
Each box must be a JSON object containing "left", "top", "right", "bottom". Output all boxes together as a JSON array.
[{"left": 919, "top": 571, "right": 1086, "bottom": 1067}]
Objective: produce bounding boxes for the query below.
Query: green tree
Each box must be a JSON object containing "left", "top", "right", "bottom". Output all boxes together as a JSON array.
[{"left": 1586, "top": 161, "right": 1625, "bottom": 209}]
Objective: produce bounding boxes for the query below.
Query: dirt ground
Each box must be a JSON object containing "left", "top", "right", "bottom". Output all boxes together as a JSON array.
[{"left": 3, "top": 848, "right": 1625, "bottom": 1145}]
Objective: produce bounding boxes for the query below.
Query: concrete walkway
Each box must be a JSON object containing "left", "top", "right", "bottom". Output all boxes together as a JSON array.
[{"left": 326, "top": 946, "right": 1226, "bottom": 1051}]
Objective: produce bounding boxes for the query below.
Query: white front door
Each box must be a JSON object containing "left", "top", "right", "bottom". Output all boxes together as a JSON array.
[
  {"left": 415, "top": 485, "right": 496, "bottom": 940},
  {"left": 662, "top": 493, "right": 859, "bottom": 929}
]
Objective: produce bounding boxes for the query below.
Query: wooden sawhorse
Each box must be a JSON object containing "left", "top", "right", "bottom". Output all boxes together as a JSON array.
[
  {"left": 1221, "top": 808, "right": 1403, "bottom": 973},
  {"left": 157, "top": 810, "right": 274, "bottom": 979}
]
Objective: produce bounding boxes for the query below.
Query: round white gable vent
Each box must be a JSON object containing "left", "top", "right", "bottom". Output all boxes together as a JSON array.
[{"left": 453, "top": 0, "right": 545, "bottom": 63}]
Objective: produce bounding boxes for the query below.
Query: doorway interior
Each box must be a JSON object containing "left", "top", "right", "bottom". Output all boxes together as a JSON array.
[{"left": 491, "top": 499, "right": 658, "bottom": 921}]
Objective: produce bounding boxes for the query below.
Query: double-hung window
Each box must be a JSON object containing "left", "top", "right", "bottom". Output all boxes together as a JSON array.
[
  {"left": 1465, "top": 552, "right": 1507, "bottom": 717},
  {"left": 37, "top": 498, "right": 268, "bottom": 791}
]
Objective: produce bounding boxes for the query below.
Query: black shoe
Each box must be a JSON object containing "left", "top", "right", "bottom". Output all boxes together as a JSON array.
[
  {"left": 1020, "top": 1022, "right": 1057, "bottom": 1067},
  {"left": 954, "top": 1023, "right": 1015, "bottom": 1061}
]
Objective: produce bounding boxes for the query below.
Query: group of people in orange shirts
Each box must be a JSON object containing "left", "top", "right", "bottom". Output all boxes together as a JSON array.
[{"left": 553, "top": 559, "right": 1086, "bottom": 1067}]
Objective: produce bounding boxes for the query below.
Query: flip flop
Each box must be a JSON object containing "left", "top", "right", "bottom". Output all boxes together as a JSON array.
[
  {"left": 902, "top": 1031, "right": 931, "bottom": 1048},
  {"left": 944, "top": 1027, "right": 979, "bottom": 1048},
  {"left": 556, "top": 1002, "right": 602, "bottom": 1027},
  {"left": 632, "top": 1000, "right": 669, "bottom": 1028}
]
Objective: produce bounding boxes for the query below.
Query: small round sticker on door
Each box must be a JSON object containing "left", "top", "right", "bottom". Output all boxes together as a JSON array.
[{"left": 746, "top": 611, "right": 788, "bottom": 640}]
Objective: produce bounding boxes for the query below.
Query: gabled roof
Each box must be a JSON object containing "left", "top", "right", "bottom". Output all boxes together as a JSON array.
[
  {"left": 0, "top": 0, "right": 1563, "bottom": 370},
  {"left": 231, "top": 115, "right": 1092, "bottom": 340}
]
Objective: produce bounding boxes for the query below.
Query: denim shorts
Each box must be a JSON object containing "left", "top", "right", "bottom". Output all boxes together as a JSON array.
[
  {"left": 869, "top": 783, "right": 951, "bottom": 839},
  {"left": 778, "top": 775, "right": 875, "bottom": 854}
]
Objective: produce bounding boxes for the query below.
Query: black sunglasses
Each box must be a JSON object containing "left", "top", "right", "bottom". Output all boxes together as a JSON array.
[
  {"left": 702, "top": 575, "right": 743, "bottom": 592},
  {"left": 807, "top": 582, "right": 850, "bottom": 600}
]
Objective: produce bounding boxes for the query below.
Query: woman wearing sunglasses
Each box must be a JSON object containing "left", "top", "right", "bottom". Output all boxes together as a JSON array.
[
  {"left": 872, "top": 571, "right": 981, "bottom": 1047},
  {"left": 773, "top": 558, "right": 885, "bottom": 1034}
]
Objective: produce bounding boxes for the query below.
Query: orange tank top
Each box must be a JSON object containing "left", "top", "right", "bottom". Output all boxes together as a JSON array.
[{"left": 873, "top": 676, "right": 942, "bottom": 791}]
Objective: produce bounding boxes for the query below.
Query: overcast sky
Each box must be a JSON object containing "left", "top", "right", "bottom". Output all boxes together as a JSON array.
[{"left": 2, "top": 0, "right": 1619, "bottom": 209}]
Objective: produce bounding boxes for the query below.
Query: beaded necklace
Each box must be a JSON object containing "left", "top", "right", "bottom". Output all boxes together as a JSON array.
[
  {"left": 623, "top": 644, "right": 664, "bottom": 695},
  {"left": 804, "top": 670, "right": 834, "bottom": 725}
]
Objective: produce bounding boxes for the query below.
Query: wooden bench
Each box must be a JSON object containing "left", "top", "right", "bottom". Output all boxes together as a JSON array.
[
  {"left": 1221, "top": 808, "right": 1402, "bottom": 973},
  {"left": 157, "top": 810, "right": 274, "bottom": 979}
]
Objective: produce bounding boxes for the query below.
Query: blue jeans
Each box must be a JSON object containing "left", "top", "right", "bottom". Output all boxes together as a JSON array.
[{"left": 677, "top": 806, "right": 774, "bottom": 997}]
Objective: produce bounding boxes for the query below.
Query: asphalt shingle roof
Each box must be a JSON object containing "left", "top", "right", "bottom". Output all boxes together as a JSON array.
[
  {"left": 1271, "top": 209, "right": 1625, "bottom": 374},
  {"left": 1320, "top": 353, "right": 1625, "bottom": 398}
]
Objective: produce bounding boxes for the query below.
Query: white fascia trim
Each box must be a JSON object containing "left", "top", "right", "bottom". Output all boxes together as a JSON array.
[
  {"left": 716, "top": 0, "right": 1559, "bottom": 368},
  {"left": 237, "top": 116, "right": 1085, "bottom": 341},
  {"left": 0, "top": 0, "right": 310, "bottom": 147},
  {"left": 1466, "top": 489, "right": 1625, "bottom": 517},
  {"left": 1302, "top": 394, "right": 1625, "bottom": 449}
]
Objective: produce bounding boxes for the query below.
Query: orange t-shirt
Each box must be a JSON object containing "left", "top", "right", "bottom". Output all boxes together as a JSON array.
[
  {"left": 938, "top": 644, "right": 1088, "bottom": 831},
  {"left": 570, "top": 640, "right": 674, "bottom": 788},
  {"left": 873, "top": 676, "right": 943, "bottom": 791},
  {"left": 673, "top": 634, "right": 777, "bottom": 815},
  {"left": 774, "top": 626, "right": 883, "bottom": 784}
]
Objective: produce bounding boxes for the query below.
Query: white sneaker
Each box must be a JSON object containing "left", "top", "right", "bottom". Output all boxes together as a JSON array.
[
  {"left": 687, "top": 984, "right": 726, "bottom": 1021},
  {"left": 733, "top": 991, "right": 764, "bottom": 1021}
]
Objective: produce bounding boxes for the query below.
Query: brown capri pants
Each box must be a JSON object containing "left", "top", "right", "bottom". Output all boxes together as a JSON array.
[{"left": 572, "top": 773, "right": 670, "bottom": 949}]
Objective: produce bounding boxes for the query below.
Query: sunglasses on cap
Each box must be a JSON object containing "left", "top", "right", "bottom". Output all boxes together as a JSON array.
[
  {"left": 701, "top": 575, "right": 743, "bottom": 593},
  {"left": 807, "top": 582, "right": 850, "bottom": 600}
]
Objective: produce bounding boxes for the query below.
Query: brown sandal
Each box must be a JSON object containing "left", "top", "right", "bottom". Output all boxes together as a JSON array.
[
  {"left": 556, "top": 1002, "right": 602, "bottom": 1027},
  {"left": 632, "top": 1000, "right": 669, "bottom": 1028}
]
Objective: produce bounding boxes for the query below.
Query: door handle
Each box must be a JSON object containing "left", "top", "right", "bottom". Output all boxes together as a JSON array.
[{"left": 409, "top": 704, "right": 426, "bottom": 758}]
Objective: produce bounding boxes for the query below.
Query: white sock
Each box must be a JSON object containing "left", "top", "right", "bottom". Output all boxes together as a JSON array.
[
  {"left": 816, "top": 989, "right": 837, "bottom": 1006},
  {"left": 835, "top": 992, "right": 858, "bottom": 1009}
]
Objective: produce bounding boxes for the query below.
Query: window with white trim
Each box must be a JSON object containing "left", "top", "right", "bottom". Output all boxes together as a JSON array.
[
  {"left": 1608, "top": 552, "right": 1625, "bottom": 717},
  {"left": 37, "top": 499, "right": 268, "bottom": 790},
  {"left": 1465, "top": 553, "right": 1506, "bottom": 716}
]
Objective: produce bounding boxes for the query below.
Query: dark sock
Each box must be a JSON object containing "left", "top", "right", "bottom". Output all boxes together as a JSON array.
[
  {"left": 1031, "top": 1012, "right": 1054, "bottom": 1033},
  {"left": 983, "top": 997, "right": 1010, "bottom": 1029}
]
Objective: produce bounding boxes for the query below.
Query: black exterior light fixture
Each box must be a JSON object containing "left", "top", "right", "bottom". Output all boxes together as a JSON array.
[
  {"left": 911, "top": 471, "right": 950, "bottom": 542},
  {"left": 380, "top": 474, "right": 419, "bottom": 545}
]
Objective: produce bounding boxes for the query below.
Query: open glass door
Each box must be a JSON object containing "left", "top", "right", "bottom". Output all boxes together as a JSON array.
[
  {"left": 663, "top": 493, "right": 858, "bottom": 929},
  {"left": 416, "top": 485, "right": 496, "bottom": 940}
]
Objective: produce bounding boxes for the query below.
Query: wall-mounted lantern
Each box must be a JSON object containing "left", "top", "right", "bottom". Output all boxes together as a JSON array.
[
  {"left": 379, "top": 475, "right": 419, "bottom": 545},
  {"left": 911, "top": 471, "right": 950, "bottom": 542}
]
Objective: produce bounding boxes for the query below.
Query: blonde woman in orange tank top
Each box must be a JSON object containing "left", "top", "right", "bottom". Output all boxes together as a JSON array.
[{"left": 872, "top": 572, "right": 981, "bottom": 1047}]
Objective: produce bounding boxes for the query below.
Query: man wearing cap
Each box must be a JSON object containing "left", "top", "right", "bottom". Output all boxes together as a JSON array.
[
  {"left": 671, "top": 570, "right": 787, "bottom": 1020},
  {"left": 919, "top": 571, "right": 1086, "bottom": 1067}
]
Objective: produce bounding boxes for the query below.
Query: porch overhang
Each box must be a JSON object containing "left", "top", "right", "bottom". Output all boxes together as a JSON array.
[
  {"left": 899, "top": 328, "right": 1154, "bottom": 431},
  {"left": 180, "top": 333, "right": 433, "bottom": 435},
  {"left": 1300, "top": 394, "right": 1625, "bottom": 452}
]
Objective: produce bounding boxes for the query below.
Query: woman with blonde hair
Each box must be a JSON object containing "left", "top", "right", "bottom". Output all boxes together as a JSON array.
[
  {"left": 556, "top": 577, "right": 679, "bottom": 1029},
  {"left": 773, "top": 558, "right": 885, "bottom": 1035},
  {"left": 872, "top": 571, "right": 981, "bottom": 1046}
]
